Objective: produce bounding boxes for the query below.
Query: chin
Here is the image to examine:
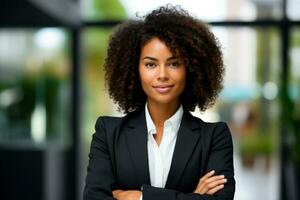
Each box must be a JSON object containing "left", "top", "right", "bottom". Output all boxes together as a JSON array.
[{"left": 151, "top": 96, "right": 179, "bottom": 105}]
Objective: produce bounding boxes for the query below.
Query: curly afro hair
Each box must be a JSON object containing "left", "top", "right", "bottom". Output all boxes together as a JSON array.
[{"left": 104, "top": 4, "right": 224, "bottom": 113}]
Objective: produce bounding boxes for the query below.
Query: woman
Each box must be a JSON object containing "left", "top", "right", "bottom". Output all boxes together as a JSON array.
[{"left": 83, "top": 5, "right": 235, "bottom": 200}]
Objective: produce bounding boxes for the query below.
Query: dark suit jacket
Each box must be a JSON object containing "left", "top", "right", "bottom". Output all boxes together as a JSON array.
[{"left": 83, "top": 108, "right": 235, "bottom": 200}]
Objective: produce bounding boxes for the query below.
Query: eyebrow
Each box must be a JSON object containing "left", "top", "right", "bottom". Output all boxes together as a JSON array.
[{"left": 142, "top": 56, "right": 178, "bottom": 61}]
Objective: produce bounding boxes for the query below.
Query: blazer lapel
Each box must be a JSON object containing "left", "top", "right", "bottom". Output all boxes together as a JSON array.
[
  {"left": 125, "top": 109, "right": 151, "bottom": 186},
  {"left": 165, "top": 111, "right": 202, "bottom": 189}
]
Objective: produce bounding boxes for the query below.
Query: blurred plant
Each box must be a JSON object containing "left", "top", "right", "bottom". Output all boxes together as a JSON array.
[
  {"left": 239, "top": 131, "right": 275, "bottom": 169},
  {"left": 84, "top": 0, "right": 126, "bottom": 20},
  {"left": 239, "top": 133, "right": 274, "bottom": 157},
  {"left": 292, "top": 100, "right": 300, "bottom": 163},
  {"left": 288, "top": 30, "right": 300, "bottom": 164},
  {"left": 0, "top": 29, "right": 70, "bottom": 144},
  {"left": 284, "top": 91, "right": 300, "bottom": 164}
]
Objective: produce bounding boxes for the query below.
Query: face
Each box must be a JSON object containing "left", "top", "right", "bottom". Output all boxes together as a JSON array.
[{"left": 139, "top": 37, "right": 186, "bottom": 107}]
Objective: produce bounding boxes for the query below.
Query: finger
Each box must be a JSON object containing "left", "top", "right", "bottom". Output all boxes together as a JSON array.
[
  {"left": 195, "top": 175, "right": 225, "bottom": 192},
  {"left": 199, "top": 178, "right": 227, "bottom": 194},
  {"left": 196, "top": 177, "right": 227, "bottom": 194},
  {"left": 199, "top": 170, "right": 215, "bottom": 182},
  {"left": 112, "top": 190, "right": 123, "bottom": 198},
  {"left": 206, "top": 184, "right": 224, "bottom": 195},
  {"left": 205, "top": 175, "right": 226, "bottom": 185},
  {"left": 206, "top": 178, "right": 227, "bottom": 189},
  {"left": 112, "top": 189, "right": 123, "bottom": 194},
  {"left": 196, "top": 170, "right": 215, "bottom": 189}
]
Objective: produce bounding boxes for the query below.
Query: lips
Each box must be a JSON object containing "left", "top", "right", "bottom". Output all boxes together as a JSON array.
[{"left": 153, "top": 85, "right": 174, "bottom": 94}]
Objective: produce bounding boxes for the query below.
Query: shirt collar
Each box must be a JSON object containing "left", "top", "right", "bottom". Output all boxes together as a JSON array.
[{"left": 145, "top": 103, "right": 183, "bottom": 135}]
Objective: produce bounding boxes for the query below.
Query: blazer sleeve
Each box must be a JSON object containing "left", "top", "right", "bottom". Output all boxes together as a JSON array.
[
  {"left": 141, "top": 122, "right": 235, "bottom": 200},
  {"left": 83, "top": 117, "right": 115, "bottom": 200}
]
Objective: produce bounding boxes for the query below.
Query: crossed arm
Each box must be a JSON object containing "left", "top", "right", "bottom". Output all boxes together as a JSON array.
[{"left": 112, "top": 170, "right": 227, "bottom": 200}]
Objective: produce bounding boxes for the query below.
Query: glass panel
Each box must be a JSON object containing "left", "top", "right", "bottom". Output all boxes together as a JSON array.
[
  {"left": 205, "top": 27, "right": 280, "bottom": 200},
  {"left": 0, "top": 28, "right": 71, "bottom": 147},
  {"left": 287, "top": 0, "right": 300, "bottom": 20},
  {"left": 290, "top": 28, "right": 300, "bottom": 99},
  {"left": 80, "top": 27, "right": 117, "bottom": 191},
  {"left": 81, "top": 27, "right": 118, "bottom": 146},
  {"left": 125, "top": 0, "right": 282, "bottom": 21},
  {"left": 82, "top": 0, "right": 283, "bottom": 21},
  {"left": 289, "top": 28, "right": 300, "bottom": 161}
]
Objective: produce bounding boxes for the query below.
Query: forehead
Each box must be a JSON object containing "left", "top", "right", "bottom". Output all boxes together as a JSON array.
[
  {"left": 141, "top": 37, "right": 170, "bottom": 52},
  {"left": 140, "top": 37, "right": 181, "bottom": 59}
]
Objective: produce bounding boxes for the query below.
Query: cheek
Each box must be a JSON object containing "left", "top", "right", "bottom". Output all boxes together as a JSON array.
[
  {"left": 138, "top": 66, "right": 146, "bottom": 83},
  {"left": 180, "top": 73, "right": 186, "bottom": 84},
  {"left": 179, "top": 78, "right": 186, "bottom": 93},
  {"left": 175, "top": 70, "right": 186, "bottom": 89},
  {"left": 139, "top": 67, "right": 155, "bottom": 84},
  {"left": 177, "top": 74, "right": 186, "bottom": 96},
  {"left": 139, "top": 68, "right": 153, "bottom": 92}
]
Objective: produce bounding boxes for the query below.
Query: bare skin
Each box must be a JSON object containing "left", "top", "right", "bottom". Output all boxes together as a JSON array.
[
  {"left": 112, "top": 190, "right": 142, "bottom": 200},
  {"left": 112, "top": 38, "right": 226, "bottom": 200},
  {"left": 194, "top": 170, "right": 227, "bottom": 195},
  {"left": 139, "top": 37, "right": 186, "bottom": 146},
  {"left": 147, "top": 102, "right": 180, "bottom": 146}
]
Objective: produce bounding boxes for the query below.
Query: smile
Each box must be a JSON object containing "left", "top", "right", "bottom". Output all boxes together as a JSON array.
[{"left": 153, "top": 85, "right": 174, "bottom": 94}]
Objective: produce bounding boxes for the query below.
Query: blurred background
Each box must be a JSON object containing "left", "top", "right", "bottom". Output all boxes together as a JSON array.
[{"left": 0, "top": 0, "right": 299, "bottom": 200}]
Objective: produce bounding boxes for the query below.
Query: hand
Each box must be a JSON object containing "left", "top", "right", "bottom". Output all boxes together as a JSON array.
[
  {"left": 112, "top": 189, "right": 142, "bottom": 200},
  {"left": 194, "top": 170, "right": 227, "bottom": 195}
]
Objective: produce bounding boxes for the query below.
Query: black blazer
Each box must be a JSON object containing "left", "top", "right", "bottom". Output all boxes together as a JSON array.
[{"left": 83, "top": 108, "right": 235, "bottom": 200}]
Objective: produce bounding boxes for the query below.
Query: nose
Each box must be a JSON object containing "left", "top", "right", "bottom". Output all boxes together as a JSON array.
[{"left": 157, "top": 65, "right": 169, "bottom": 81}]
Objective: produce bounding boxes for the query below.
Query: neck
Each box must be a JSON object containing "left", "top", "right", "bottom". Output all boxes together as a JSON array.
[{"left": 146, "top": 100, "right": 180, "bottom": 128}]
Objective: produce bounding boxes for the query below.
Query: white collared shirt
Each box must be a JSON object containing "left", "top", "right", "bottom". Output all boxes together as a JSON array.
[{"left": 139, "top": 104, "right": 183, "bottom": 199}]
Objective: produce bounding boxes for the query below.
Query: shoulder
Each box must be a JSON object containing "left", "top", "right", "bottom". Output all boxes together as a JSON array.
[
  {"left": 95, "top": 115, "right": 123, "bottom": 128},
  {"left": 94, "top": 110, "right": 142, "bottom": 131},
  {"left": 189, "top": 114, "right": 232, "bottom": 142},
  {"left": 187, "top": 112, "right": 229, "bottom": 132},
  {"left": 202, "top": 120, "right": 229, "bottom": 134},
  {"left": 187, "top": 115, "right": 233, "bottom": 154}
]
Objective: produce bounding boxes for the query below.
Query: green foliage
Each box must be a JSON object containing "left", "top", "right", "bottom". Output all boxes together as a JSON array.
[
  {"left": 291, "top": 28, "right": 300, "bottom": 46},
  {"left": 290, "top": 99, "right": 300, "bottom": 163},
  {"left": 83, "top": 28, "right": 111, "bottom": 68},
  {"left": 92, "top": 0, "right": 126, "bottom": 20},
  {"left": 279, "top": 74, "right": 300, "bottom": 164},
  {"left": 239, "top": 133, "right": 274, "bottom": 156}
]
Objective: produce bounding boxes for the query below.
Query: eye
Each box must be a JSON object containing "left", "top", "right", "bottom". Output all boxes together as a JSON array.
[
  {"left": 145, "top": 62, "right": 156, "bottom": 68},
  {"left": 168, "top": 62, "right": 180, "bottom": 68}
]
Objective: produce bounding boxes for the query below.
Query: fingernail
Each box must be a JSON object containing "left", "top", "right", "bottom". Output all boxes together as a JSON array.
[
  {"left": 210, "top": 170, "right": 215, "bottom": 173},
  {"left": 219, "top": 175, "right": 225, "bottom": 178}
]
